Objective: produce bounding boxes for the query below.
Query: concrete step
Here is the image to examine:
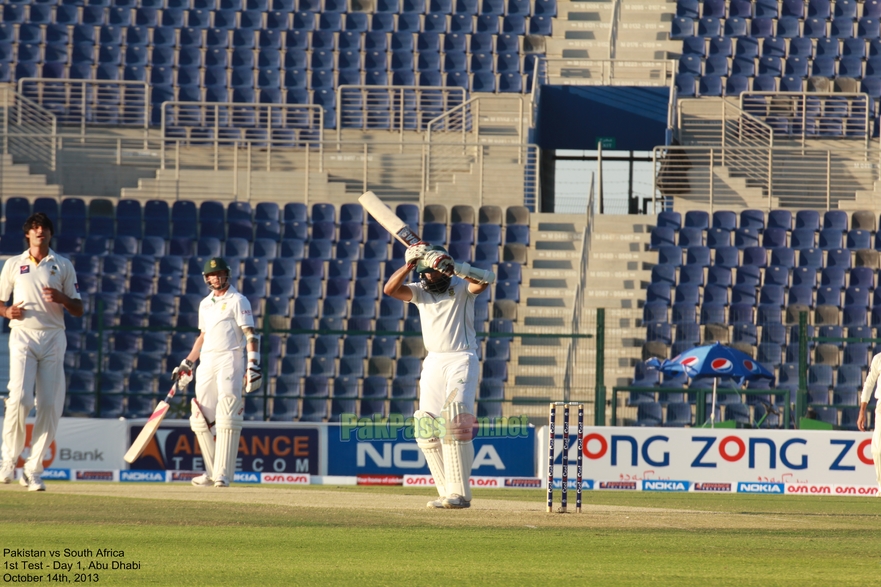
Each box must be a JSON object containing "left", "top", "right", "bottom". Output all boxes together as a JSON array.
[
  {"left": 523, "top": 266, "right": 579, "bottom": 278},
  {"left": 0, "top": 155, "right": 63, "bottom": 199},
  {"left": 556, "top": 18, "right": 611, "bottom": 34},
  {"left": 614, "top": 42, "right": 679, "bottom": 61},
  {"left": 546, "top": 38, "right": 610, "bottom": 59}
]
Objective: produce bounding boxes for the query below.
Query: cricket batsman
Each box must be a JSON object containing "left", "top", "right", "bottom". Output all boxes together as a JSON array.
[
  {"left": 174, "top": 257, "right": 262, "bottom": 487},
  {"left": 383, "top": 243, "right": 494, "bottom": 509}
]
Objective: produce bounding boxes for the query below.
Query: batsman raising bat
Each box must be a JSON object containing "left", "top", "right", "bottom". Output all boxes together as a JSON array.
[
  {"left": 174, "top": 257, "right": 262, "bottom": 488},
  {"left": 383, "top": 242, "right": 495, "bottom": 509}
]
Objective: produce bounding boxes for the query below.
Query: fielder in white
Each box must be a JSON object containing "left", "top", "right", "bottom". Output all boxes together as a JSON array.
[
  {"left": 174, "top": 257, "right": 262, "bottom": 488},
  {"left": 0, "top": 213, "right": 83, "bottom": 491},
  {"left": 384, "top": 244, "right": 494, "bottom": 509},
  {"left": 858, "top": 353, "right": 881, "bottom": 494}
]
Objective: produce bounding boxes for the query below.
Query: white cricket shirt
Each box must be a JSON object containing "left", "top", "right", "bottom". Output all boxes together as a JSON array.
[
  {"left": 406, "top": 277, "right": 479, "bottom": 353},
  {"left": 861, "top": 352, "right": 881, "bottom": 404},
  {"left": 198, "top": 285, "right": 255, "bottom": 353},
  {"left": 0, "top": 248, "right": 80, "bottom": 331}
]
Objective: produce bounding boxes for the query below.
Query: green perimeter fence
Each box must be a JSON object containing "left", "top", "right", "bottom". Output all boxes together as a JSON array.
[
  {"left": 80, "top": 305, "right": 605, "bottom": 424},
  {"left": 54, "top": 308, "right": 866, "bottom": 429},
  {"left": 614, "top": 311, "right": 874, "bottom": 430}
]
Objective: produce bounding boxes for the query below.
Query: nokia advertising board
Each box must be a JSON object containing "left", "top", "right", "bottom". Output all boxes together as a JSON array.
[{"left": 326, "top": 419, "right": 535, "bottom": 477}]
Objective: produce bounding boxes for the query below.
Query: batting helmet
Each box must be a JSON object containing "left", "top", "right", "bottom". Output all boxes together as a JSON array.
[
  {"left": 418, "top": 245, "right": 452, "bottom": 294},
  {"left": 202, "top": 257, "right": 231, "bottom": 291}
]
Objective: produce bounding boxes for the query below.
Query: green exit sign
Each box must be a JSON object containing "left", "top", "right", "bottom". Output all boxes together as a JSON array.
[{"left": 596, "top": 137, "right": 616, "bottom": 149}]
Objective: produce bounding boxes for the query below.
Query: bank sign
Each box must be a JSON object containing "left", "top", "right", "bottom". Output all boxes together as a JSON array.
[
  {"left": 326, "top": 420, "right": 535, "bottom": 477},
  {"left": 556, "top": 427, "right": 876, "bottom": 485}
]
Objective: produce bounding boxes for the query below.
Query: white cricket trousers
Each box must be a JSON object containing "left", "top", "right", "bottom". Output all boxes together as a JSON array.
[
  {"left": 418, "top": 350, "right": 479, "bottom": 417},
  {"left": 872, "top": 404, "right": 881, "bottom": 489},
  {"left": 1, "top": 327, "right": 67, "bottom": 475},
  {"left": 194, "top": 350, "right": 244, "bottom": 424}
]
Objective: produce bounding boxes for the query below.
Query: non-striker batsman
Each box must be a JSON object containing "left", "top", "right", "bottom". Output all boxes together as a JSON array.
[{"left": 175, "top": 257, "right": 262, "bottom": 488}]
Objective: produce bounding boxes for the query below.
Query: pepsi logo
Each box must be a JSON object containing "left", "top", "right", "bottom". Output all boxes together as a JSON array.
[
  {"left": 681, "top": 356, "right": 700, "bottom": 367},
  {"left": 742, "top": 359, "right": 758, "bottom": 372},
  {"left": 711, "top": 358, "right": 734, "bottom": 373}
]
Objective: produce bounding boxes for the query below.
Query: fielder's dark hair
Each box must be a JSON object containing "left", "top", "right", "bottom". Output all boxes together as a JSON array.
[{"left": 22, "top": 212, "right": 55, "bottom": 237}]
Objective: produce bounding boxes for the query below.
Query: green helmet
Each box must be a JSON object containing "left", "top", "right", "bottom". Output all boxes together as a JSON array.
[
  {"left": 417, "top": 245, "right": 452, "bottom": 294},
  {"left": 202, "top": 257, "right": 231, "bottom": 291}
]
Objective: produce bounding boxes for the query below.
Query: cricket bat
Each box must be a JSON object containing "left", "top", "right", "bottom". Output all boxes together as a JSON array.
[
  {"left": 358, "top": 191, "right": 422, "bottom": 246},
  {"left": 123, "top": 383, "right": 178, "bottom": 464}
]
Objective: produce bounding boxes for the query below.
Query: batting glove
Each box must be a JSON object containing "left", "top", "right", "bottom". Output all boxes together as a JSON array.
[
  {"left": 245, "top": 363, "right": 263, "bottom": 394},
  {"left": 423, "top": 250, "right": 454, "bottom": 274},
  {"left": 172, "top": 359, "right": 194, "bottom": 390},
  {"left": 404, "top": 242, "right": 429, "bottom": 266}
]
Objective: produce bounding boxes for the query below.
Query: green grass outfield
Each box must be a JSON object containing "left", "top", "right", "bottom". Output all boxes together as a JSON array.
[{"left": 1, "top": 483, "right": 880, "bottom": 586}]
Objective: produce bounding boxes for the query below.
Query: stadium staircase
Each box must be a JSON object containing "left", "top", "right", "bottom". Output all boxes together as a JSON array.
[
  {"left": 584, "top": 214, "right": 652, "bottom": 391},
  {"left": 505, "top": 211, "right": 658, "bottom": 421},
  {"left": 0, "top": 154, "right": 61, "bottom": 199},
  {"left": 614, "top": 0, "right": 680, "bottom": 61},
  {"left": 667, "top": 97, "right": 879, "bottom": 211},
  {"left": 507, "top": 213, "right": 583, "bottom": 416},
  {"left": 543, "top": 0, "right": 679, "bottom": 76},
  {"left": 27, "top": 92, "right": 535, "bottom": 207}
]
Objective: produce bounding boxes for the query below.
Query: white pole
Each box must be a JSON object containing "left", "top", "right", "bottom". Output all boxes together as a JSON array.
[{"left": 711, "top": 378, "right": 718, "bottom": 428}]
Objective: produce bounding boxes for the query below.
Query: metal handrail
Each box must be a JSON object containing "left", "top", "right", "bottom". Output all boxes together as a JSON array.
[
  {"left": 17, "top": 78, "right": 149, "bottom": 137},
  {"left": 608, "top": 0, "right": 623, "bottom": 59},
  {"left": 652, "top": 143, "right": 881, "bottom": 211},
  {"left": 0, "top": 86, "right": 57, "bottom": 170},
  {"left": 160, "top": 100, "right": 323, "bottom": 137},
  {"left": 741, "top": 91, "right": 872, "bottom": 149},
  {"left": 539, "top": 58, "right": 677, "bottom": 86},
  {"left": 562, "top": 172, "right": 595, "bottom": 403},
  {"left": 611, "top": 387, "right": 792, "bottom": 428},
  {"left": 425, "top": 96, "right": 477, "bottom": 144},
  {"left": 530, "top": 56, "right": 549, "bottom": 128},
  {"left": 335, "top": 85, "right": 468, "bottom": 145}
]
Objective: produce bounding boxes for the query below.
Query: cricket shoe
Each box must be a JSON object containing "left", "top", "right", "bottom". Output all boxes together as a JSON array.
[
  {"left": 191, "top": 474, "right": 213, "bottom": 487},
  {"left": 214, "top": 475, "right": 229, "bottom": 488},
  {"left": 0, "top": 461, "right": 14, "bottom": 484},
  {"left": 442, "top": 494, "right": 470, "bottom": 509},
  {"left": 19, "top": 471, "right": 45, "bottom": 492},
  {"left": 426, "top": 499, "right": 445, "bottom": 509}
]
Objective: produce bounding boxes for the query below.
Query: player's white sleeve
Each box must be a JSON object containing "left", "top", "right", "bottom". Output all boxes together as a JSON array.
[
  {"left": 0, "top": 258, "right": 14, "bottom": 301},
  {"left": 61, "top": 257, "right": 81, "bottom": 300},
  {"left": 405, "top": 283, "right": 423, "bottom": 304},
  {"left": 861, "top": 353, "right": 881, "bottom": 404},
  {"left": 235, "top": 295, "right": 255, "bottom": 330}
]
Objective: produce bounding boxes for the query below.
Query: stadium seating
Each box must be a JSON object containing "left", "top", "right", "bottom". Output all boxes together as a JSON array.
[
  {"left": 44, "top": 198, "right": 519, "bottom": 421},
  {"left": 4, "top": 0, "right": 552, "bottom": 135},
  {"left": 639, "top": 207, "right": 881, "bottom": 427}
]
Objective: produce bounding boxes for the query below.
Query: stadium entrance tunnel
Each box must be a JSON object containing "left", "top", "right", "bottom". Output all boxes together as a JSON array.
[{"left": 534, "top": 86, "right": 670, "bottom": 151}]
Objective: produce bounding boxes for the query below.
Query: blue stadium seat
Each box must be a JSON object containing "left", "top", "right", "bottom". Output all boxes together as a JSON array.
[{"left": 635, "top": 402, "right": 663, "bottom": 426}]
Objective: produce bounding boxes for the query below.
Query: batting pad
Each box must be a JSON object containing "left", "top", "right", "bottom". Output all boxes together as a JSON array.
[
  {"left": 441, "top": 402, "right": 474, "bottom": 501},
  {"left": 414, "top": 410, "right": 446, "bottom": 498},
  {"left": 190, "top": 401, "right": 216, "bottom": 480},
  {"left": 214, "top": 396, "right": 243, "bottom": 482}
]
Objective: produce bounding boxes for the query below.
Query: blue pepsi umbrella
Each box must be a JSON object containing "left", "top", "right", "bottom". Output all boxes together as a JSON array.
[{"left": 646, "top": 342, "right": 775, "bottom": 427}]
